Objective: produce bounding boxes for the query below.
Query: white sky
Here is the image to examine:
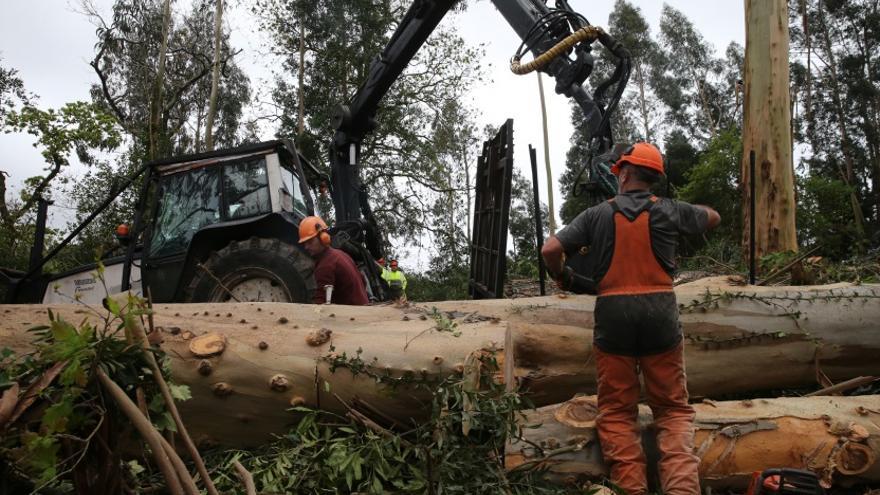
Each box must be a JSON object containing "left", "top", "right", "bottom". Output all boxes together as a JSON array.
[{"left": 0, "top": 0, "right": 745, "bottom": 270}]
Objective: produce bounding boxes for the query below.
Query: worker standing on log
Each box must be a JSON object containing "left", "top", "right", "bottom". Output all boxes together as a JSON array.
[
  {"left": 298, "top": 216, "right": 369, "bottom": 305},
  {"left": 541, "top": 142, "right": 720, "bottom": 495}
]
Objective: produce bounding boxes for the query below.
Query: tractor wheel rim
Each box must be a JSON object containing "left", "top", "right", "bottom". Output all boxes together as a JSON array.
[{"left": 224, "top": 277, "right": 291, "bottom": 302}]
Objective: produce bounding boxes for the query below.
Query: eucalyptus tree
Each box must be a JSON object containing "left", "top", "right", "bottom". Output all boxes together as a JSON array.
[
  {"left": 257, "top": 0, "right": 484, "bottom": 247},
  {"left": 653, "top": 5, "right": 739, "bottom": 144},
  {"left": 85, "top": 0, "right": 250, "bottom": 161},
  {"left": 789, "top": 0, "right": 880, "bottom": 253}
]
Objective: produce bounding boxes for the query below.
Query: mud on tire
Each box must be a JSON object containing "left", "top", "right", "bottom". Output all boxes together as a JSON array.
[{"left": 186, "top": 237, "right": 315, "bottom": 303}]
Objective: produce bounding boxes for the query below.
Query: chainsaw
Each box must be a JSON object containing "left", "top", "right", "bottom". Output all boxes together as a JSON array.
[{"left": 745, "top": 468, "right": 824, "bottom": 495}]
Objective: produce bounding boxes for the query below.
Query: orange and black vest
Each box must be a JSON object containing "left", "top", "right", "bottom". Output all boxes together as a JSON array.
[{"left": 596, "top": 196, "right": 673, "bottom": 297}]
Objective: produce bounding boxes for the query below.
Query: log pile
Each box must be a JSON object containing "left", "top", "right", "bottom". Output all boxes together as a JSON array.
[
  {"left": 2, "top": 278, "right": 879, "bottom": 486},
  {"left": 507, "top": 395, "right": 880, "bottom": 489}
]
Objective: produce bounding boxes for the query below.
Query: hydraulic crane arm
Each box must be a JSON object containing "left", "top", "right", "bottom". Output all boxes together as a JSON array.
[{"left": 329, "top": 0, "right": 630, "bottom": 258}]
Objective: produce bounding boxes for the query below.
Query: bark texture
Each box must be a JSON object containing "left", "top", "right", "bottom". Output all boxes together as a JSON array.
[
  {"left": 741, "top": 0, "right": 798, "bottom": 257},
  {"left": 507, "top": 395, "right": 880, "bottom": 489},
  {"left": 1, "top": 279, "right": 878, "bottom": 449}
]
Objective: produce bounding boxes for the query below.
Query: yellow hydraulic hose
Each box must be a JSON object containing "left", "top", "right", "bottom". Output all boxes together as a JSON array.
[{"left": 509, "top": 26, "right": 604, "bottom": 75}]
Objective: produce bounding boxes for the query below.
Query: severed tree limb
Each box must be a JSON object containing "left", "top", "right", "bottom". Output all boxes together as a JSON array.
[
  {"left": 232, "top": 460, "right": 256, "bottom": 495},
  {"left": 805, "top": 376, "right": 878, "bottom": 397},
  {"left": 0, "top": 382, "right": 20, "bottom": 429},
  {"left": 9, "top": 360, "right": 67, "bottom": 425},
  {"left": 96, "top": 369, "right": 187, "bottom": 495},
  {"left": 158, "top": 434, "right": 199, "bottom": 495},
  {"left": 125, "top": 307, "right": 220, "bottom": 495}
]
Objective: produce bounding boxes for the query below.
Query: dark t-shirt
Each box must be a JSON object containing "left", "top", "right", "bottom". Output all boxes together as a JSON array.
[
  {"left": 556, "top": 191, "right": 709, "bottom": 356},
  {"left": 312, "top": 247, "right": 369, "bottom": 305}
]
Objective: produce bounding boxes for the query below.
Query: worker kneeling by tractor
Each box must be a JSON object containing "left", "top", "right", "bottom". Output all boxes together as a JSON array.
[
  {"left": 298, "top": 215, "right": 369, "bottom": 305},
  {"left": 542, "top": 142, "right": 721, "bottom": 495}
]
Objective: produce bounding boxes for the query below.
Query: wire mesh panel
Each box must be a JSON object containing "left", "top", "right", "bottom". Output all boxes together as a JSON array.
[{"left": 469, "top": 119, "right": 514, "bottom": 299}]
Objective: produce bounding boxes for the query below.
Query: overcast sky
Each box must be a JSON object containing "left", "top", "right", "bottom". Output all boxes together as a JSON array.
[{"left": 0, "top": 0, "right": 745, "bottom": 268}]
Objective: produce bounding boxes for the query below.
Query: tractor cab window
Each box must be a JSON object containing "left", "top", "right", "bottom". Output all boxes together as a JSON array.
[
  {"left": 150, "top": 167, "right": 221, "bottom": 258},
  {"left": 279, "top": 165, "right": 308, "bottom": 216},
  {"left": 223, "top": 158, "right": 271, "bottom": 219}
]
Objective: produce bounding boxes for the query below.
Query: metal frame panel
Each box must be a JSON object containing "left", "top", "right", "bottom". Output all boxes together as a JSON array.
[{"left": 469, "top": 119, "right": 514, "bottom": 299}]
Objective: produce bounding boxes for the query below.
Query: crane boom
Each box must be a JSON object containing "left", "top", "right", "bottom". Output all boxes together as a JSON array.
[{"left": 329, "top": 0, "right": 630, "bottom": 258}]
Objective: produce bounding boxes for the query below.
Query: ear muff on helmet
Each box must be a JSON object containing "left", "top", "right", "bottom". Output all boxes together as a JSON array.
[
  {"left": 319, "top": 228, "right": 331, "bottom": 246},
  {"left": 314, "top": 223, "right": 331, "bottom": 246}
]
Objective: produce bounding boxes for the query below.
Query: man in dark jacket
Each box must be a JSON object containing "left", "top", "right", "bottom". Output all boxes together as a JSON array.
[
  {"left": 541, "top": 142, "right": 720, "bottom": 495},
  {"left": 299, "top": 215, "right": 369, "bottom": 305}
]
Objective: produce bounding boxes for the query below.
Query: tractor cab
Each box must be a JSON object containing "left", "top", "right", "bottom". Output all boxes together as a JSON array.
[{"left": 139, "top": 140, "right": 322, "bottom": 303}]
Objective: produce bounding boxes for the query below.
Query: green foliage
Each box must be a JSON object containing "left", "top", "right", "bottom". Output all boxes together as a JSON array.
[
  {"left": 208, "top": 355, "right": 575, "bottom": 494},
  {"left": 88, "top": 0, "right": 251, "bottom": 160},
  {"left": 677, "top": 128, "right": 742, "bottom": 244},
  {"left": 407, "top": 270, "right": 469, "bottom": 302},
  {"left": 0, "top": 99, "right": 122, "bottom": 271},
  {"left": 258, "top": 0, "right": 485, "bottom": 247},
  {"left": 0, "top": 266, "right": 190, "bottom": 492},
  {"left": 508, "top": 169, "right": 549, "bottom": 279},
  {"left": 4, "top": 102, "right": 121, "bottom": 168},
  {"left": 797, "top": 175, "right": 862, "bottom": 258}
]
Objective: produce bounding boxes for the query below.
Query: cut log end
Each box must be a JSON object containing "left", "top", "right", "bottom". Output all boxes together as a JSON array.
[
  {"left": 189, "top": 332, "right": 227, "bottom": 358},
  {"left": 554, "top": 396, "right": 598, "bottom": 428},
  {"left": 836, "top": 442, "right": 875, "bottom": 475}
]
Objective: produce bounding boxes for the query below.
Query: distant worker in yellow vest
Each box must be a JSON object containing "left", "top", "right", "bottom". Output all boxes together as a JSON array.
[{"left": 381, "top": 259, "right": 407, "bottom": 302}]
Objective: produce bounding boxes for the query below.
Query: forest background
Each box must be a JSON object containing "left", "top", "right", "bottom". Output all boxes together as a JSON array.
[{"left": 1, "top": 0, "right": 878, "bottom": 301}]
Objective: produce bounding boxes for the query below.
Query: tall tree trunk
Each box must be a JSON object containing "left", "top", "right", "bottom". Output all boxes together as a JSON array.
[
  {"left": 536, "top": 73, "right": 557, "bottom": 235},
  {"left": 507, "top": 395, "right": 880, "bottom": 489},
  {"left": 741, "top": 0, "right": 798, "bottom": 259},
  {"left": 799, "top": 0, "right": 816, "bottom": 148},
  {"left": 634, "top": 59, "right": 651, "bottom": 142},
  {"left": 297, "top": 21, "right": 306, "bottom": 137},
  {"left": 464, "top": 143, "right": 473, "bottom": 246},
  {"left": 204, "top": 0, "right": 224, "bottom": 152},
  {"left": 149, "top": 0, "right": 172, "bottom": 161},
  {"left": 815, "top": 1, "right": 867, "bottom": 243}
]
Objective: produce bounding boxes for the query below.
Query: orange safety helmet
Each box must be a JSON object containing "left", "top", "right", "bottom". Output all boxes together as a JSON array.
[
  {"left": 611, "top": 142, "right": 665, "bottom": 176},
  {"left": 390, "top": 260, "right": 398, "bottom": 268},
  {"left": 298, "top": 216, "right": 331, "bottom": 246}
]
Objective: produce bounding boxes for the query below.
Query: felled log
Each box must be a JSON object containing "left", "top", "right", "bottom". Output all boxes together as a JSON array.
[
  {"left": 488, "top": 279, "right": 880, "bottom": 406},
  {"left": 506, "top": 395, "right": 880, "bottom": 489},
  {"left": 0, "top": 301, "right": 507, "bottom": 447},
  {"left": 1, "top": 278, "right": 879, "bottom": 448}
]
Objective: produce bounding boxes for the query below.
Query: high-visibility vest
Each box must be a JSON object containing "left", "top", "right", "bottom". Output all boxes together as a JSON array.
[
  {"left": 382, "top": 269, "right": 407, "bottom": 291},
  {"left": 597, "top": 196, "right": 673, "bottom": 297}
]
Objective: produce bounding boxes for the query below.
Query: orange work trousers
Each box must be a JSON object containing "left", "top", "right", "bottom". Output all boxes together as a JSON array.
[{"left": 594, "top": 342, "right": 700, "bottom": 495}]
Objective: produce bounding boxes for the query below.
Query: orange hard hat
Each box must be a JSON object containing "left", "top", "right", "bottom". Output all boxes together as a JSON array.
[
  {"left": 298, "top": 215, "right": 329, "bottom": 244},
  {"left": 612, "top": 142, "right": 665, "bottom": 176},
  {"left": 378, "top": 258, "right": 386, "bottom": 265},
  {"left": 116, "top": 223, "right": 130, "bottom": 236},
  {"left": 390, "top": 260, "right": 398, "bottom": 268}
]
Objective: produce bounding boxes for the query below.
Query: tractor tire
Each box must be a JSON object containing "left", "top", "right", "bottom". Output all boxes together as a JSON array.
[{"left": 185, "top": 237, "right": 315, "bottom": 303}]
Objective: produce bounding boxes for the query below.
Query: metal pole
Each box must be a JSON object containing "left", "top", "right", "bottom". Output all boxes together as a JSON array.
[
  {"left": 122, "top": 167, "right": 153, "bottom": 291},
  {"left": 529, "top": 145, "right": 546, "bottom": 296},
  {"left": 749, "top": 150, "right": 757, "bottom": 285},
  {"left": 20, "top": 163, "right": 150, "bottom": 283},
  {"left": 28, "top": 197, "right": 52, "bottom": 274}
]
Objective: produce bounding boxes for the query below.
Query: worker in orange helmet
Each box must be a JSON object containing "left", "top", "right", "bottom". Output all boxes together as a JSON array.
[
  {"left": 541, "top": 142, "right": 720, "bottom": 495},
  {"left": 298, "top": 215, "right": 368, "bottom": 305}
]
